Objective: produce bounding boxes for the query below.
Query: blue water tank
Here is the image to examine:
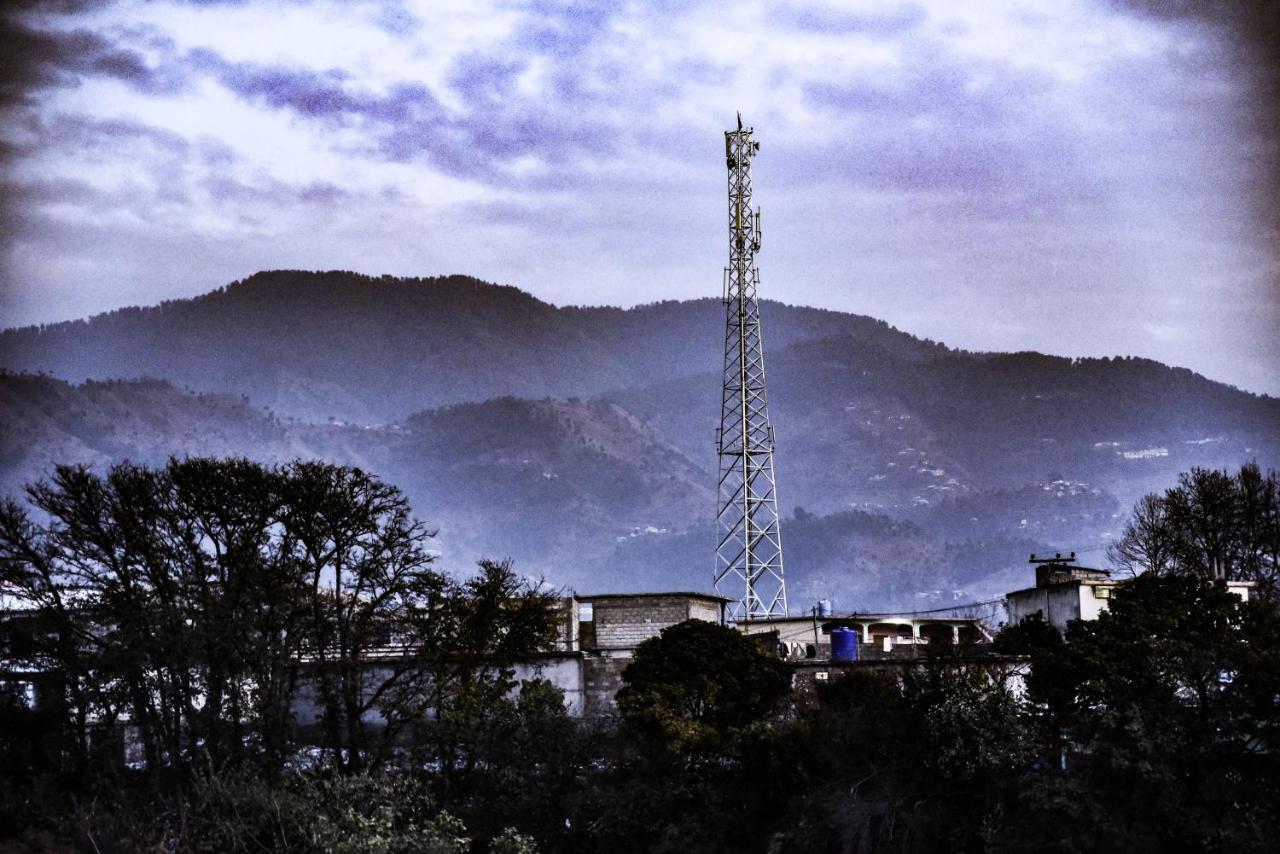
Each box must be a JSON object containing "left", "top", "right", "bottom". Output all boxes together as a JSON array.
[{"left": 831, "top": 627, "right": 858, "bottom": 662}]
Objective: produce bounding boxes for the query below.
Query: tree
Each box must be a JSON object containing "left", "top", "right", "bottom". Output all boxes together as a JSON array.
[
  {"left": 992, "top": 611, "right": 1077, "bottom": 760},
  {"left": 1106, "top": 492, "right": 1173, "bottom": 576},
  {"left": 1108, "top": 463, "right": 1280, "bottom": 598},
  {"left": 276, "top": 460, "right": 443, "bottom": 771},
  {"left": 388, "top": 558, "right": 562, "bottom": 793},
  {"left": 1165, "top": 467, "right": 1239, "bottom": 581},
  {"left": 616, "top": 619, "right": 790, "bottom": 747},
  {"left": 1238, "top": 462, "right": 1280, "bottom": 595},
  {"left": 0, "top": 459, "right": 310, "bottom": 773},
  {"left": 0, "top": 458, "right": 562, "bottom": 779},
  {"left": 996, "top": 574, "right": 1280, "bottom": 851}
]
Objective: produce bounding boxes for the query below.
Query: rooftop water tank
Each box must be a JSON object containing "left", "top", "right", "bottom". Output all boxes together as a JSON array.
[
  {"left": 817, "top": 598, "right": 833, "bottom": 618},
  {"left": 831, "top": 627, "right": 857, "bottom": 662}
]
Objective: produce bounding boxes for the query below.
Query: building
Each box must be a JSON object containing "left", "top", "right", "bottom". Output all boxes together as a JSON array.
[
  {"left": 737, "top": 610, "right": 991, "bottom": 660},
  {"left": 1004, "top": 555, "right": 1254, "bottom": 634},
  {"left": 0, "top": 585, "right": 729, "bottom": 722},
  {"left": 504, "top": 591, "right": 729, "bottom": 717}
]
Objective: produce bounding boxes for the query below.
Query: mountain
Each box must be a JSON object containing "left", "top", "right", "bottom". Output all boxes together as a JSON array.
[
  {"left": 3, "top": 270, "right": 1278, "bottom": 609},
  {"left": 0, "top": 270, "right": 935, "bottom": 424},
  {"left": 0, "top": 373, "right": 1042, "bottom": 607}
]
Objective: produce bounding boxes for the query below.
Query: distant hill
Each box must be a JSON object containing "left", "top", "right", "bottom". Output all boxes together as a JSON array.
[
  {"left": 0, "top": 373, "right": 1046, "bottom": 607},
  {"left": 0, "top": 270, "right": 936, "bottom": 424},
  {"left": 2, "top": 270, "right": 1277, "bottom": 609}
]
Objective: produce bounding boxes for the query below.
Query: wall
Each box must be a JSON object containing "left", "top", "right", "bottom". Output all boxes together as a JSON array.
[
  {"left": 551, "top": 597, "right": 580, "bottom": 652},
  {"left": 512, "top": 655, "right": 584, "bottom": 716},
  {"left": 1006, "top": 583, "right": 1086, "bottom": 633},
  {"left": 576, "top": 594, "right": 724, "bottom": 715},
  {"left": 582, "top": 655, "right": 629, "bottom": 718},
  {"left": 1078, "top": 585, "right": 1111, "bottom": 623},
  {"left": 587, "top": 595, "right": 718, "bottom": 650},
  {"left": 739, "top": 616, "right": 982, "bottom": 658},
  {"left": 291, "top": 656, "right": 586, "bottom": 725}
]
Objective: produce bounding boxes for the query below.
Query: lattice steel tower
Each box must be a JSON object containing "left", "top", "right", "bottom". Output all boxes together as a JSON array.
[{"left": 715, "top": 114, "right": 788, "bottom": 621}]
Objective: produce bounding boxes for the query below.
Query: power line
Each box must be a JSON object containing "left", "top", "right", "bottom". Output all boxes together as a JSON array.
[{"left": 829, "top": 597, "right": 1006, "bottom": 619}]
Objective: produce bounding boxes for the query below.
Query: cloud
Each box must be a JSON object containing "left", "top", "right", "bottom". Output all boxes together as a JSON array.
[
  {"left": 1, "top": 107, "right": 359, "bottom": 246},
  {"left": 793, "top": 42, "right": 1074, "bottom": 207},
  {"left": 516, "top": 0, "right": 624, "bottom": 58},
  {"left": 182, "top": 43, "right": 617, "bottom": 185},
  {"left": 0, "top": 0, "right": 1275, "bottom": 394},
  {"left": 189, "top": 48, "right": 435, "bottom": 122},
  {"left": 1106, "top": 0, "right": 1279, "bottom": 238},
  {"left": 0, "top": 15, "right": 189, "bottom": 104},
  {"left": 772, "top": 1, "right": 926, "bottom": 35}
]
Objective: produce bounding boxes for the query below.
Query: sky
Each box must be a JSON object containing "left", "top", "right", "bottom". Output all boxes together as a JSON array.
[{"left": 2, "top": 0, "right": 1277, "bottom": 395}]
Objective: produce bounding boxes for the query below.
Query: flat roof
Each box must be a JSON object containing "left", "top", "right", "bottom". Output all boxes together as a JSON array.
[
  {"left": 1007, "top": 577, "right": 1256, "bottom": 599},
  {"left": 740, "top": 613, "right": 984, "bottom": 624},
  {"left": 575, "top": 591, "right": 732, "bottom": 603}
]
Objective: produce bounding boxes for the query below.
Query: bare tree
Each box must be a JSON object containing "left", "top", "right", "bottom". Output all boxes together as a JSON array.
[
  {"left": 1, "top": 457, "right": 564, "bottom": 778},
  {"left": 1108, "top": 493, "right": 1174, "bottom": 577},
  {"left": 1108, "top": 463, "right": 1280, "bottom": 599},
  {"left": 277, "top": 460, "right": 445, "bottom": 772}
]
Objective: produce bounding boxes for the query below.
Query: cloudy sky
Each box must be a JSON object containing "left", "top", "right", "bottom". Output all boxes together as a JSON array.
[{"left": 2, "top": 0, "right": 1277, "bottom": 394}]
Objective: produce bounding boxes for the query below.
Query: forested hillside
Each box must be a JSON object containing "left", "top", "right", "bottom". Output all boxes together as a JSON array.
[{"left": 3, "top": 270, "right": 1278, "bottom": 607}]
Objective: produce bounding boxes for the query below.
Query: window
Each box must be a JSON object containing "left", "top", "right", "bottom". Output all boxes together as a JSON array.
[
  {"left": 579, "top": 602, "right": 594, "bottom": 621},
  {"left": 1095, "top": 586, "right": 1112, "bottom": 600}
]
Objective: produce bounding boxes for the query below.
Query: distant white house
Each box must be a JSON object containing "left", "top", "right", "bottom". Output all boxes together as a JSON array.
[{"left": 1004, "top": 556, "right": 1253, "bottom": 634}]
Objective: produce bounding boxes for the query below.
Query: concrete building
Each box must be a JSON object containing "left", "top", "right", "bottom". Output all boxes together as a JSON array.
[
  {"left": 444, "top": 591, "right": 729, "bottom": 717},
  {"left": 1004, "top": 558, "right": 1254, "bottom": 634},
  {"left": 737, "top": 611, "right": 991, "bottom": 660}
]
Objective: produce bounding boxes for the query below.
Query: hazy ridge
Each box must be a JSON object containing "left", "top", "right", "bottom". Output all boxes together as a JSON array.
[{"left": 3, "top": 270, "right": 1277, "bottom": 609}]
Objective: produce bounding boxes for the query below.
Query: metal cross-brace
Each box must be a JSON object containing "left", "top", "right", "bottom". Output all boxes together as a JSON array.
[{"left": 714, "top": 114, "right": 788, "bottom": 621}]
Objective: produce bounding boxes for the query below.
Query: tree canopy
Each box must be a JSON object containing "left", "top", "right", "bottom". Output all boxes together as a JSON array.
[
  {"left": 1109, "top": 462, "right": 1280, "bottom": 597},
  {"left": 616, "top": 619, "right": 791, "bottom": 746},
  {"left": 0, "top": 457, "right": 559, "bottom": 776},
  {"left": 995, "top": 574, "right": 1280, "bottom": 850}
]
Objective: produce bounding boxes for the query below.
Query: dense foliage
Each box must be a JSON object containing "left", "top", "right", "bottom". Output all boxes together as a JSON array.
[
  {"left": 1, "top": 459, "right": 1278, "bottom": 852},
  {"left": 995, "top": 574, "right": 1280, "bottom": 850},
  {"left": 0, "top": 458, "right": 561, "bottom": 846},
  {"left": 616, "top": 619, "right": 791, "bottom": 747}
]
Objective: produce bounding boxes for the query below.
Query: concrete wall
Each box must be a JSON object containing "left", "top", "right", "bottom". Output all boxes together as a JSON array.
[
  {"left": 582, "top": 655, "right": 629, "bottom": 718},
  {"left": 1006, "top": 583, "right": 1086, "bottom": 633},
  {"left": 292, "top": 665, "right": 399, "bottom": 727},
  {"left": 586, "top": 595, "right": 720, "bottom": 650},
  {"left": 512, "top": 655, "right": 584, "bottom": 716},
  {"left": 574, "top": 594, "right": 723, "bottom": 715},
  {"left": 740, "top": 616, "right": 982, "bottom": 658},
  {"left": 292, "top": 656, "right": 588, "bottom": 724},
  {"left": 689, "top": 600, "right": 721, "bottom": 625},
  {"left": 551, "top": 598, "right": 580, "bottom": 652},
  {"left": 1078, "top": 585, "right": 1111, "bottom": 623},
  {"left": 747, "top": 618, "right": 822, "bottom": 647},
  {"left": 591, "top": 597, "right": 688, "bottom": 649}
]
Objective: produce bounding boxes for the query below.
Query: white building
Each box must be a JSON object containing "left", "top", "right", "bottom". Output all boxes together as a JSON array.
[{"left": 1005, "top": 558, "right": 1253, "bottom": 634}]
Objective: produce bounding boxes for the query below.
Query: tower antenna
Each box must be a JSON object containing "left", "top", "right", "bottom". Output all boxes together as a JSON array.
[{"left": 715, "top": 114, "right": 788, "bottom": 621}]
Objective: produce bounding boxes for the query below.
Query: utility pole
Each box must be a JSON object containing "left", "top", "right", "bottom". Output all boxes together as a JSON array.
[{"left": 715, "top": 113, "right": 788, "bottom": 621}]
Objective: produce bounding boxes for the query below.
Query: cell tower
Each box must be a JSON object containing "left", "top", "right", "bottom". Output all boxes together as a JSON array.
[{"left": 714, "top": 114, "right": 788, "bottom": 621}]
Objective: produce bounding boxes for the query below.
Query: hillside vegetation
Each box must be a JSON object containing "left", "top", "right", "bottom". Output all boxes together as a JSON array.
[{"left": 2, "top": 270, "right": 1277, "bottom": 607}]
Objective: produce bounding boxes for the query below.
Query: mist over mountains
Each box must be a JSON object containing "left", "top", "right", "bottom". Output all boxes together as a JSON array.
[{"left": 3, "top": 270, "right": 1277, "bottom": 609}]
